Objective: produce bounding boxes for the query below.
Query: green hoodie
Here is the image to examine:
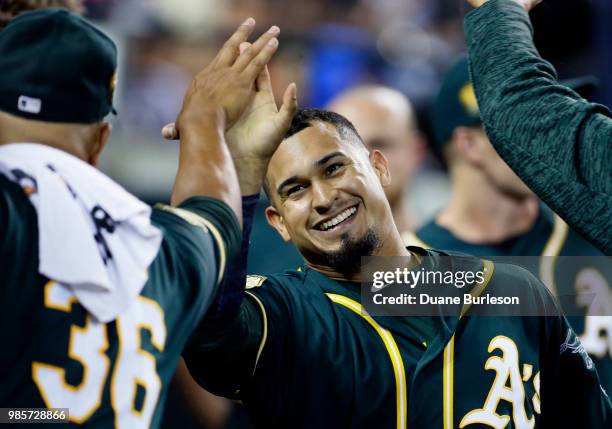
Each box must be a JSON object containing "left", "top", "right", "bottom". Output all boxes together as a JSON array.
[{"left": 464, "top": 0, "right": 612, "bottom": 255}]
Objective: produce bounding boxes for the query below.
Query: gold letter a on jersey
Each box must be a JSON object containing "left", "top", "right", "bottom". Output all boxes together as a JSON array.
[{"left": 460, "top": 336, "right": 535, "bottom": 429}]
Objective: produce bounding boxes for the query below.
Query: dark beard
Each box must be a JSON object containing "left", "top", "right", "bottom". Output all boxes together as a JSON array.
[{"left": 324, "top": 228, "right": 380, "bottom": 277}]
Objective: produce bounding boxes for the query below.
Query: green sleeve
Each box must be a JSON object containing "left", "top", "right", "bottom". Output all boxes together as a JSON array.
[
  {"left": 0, "top": 174, "right": 33, "bottom": 247},
  {"left": 543, "top": 316, "right": 612, "bottom": 427},
  {"left": 464, "top": 0, "right": 612, "bottom": 255},
  {"left": 491, "top": 258, "right": 612, "bottom": 425},
  {"left": 182, "top": 275, "right": 295, "bottom": 406},
  {"left": 525, "top": 265, "right": 612, "bottom": 426},
  {"left": 0, "top": 175, "right": 39, "bottom": 303},
  {"left": 175, "top": 196, "right": 242, "bottom": 267},
  {"left": 182, "top": 293, "right": 266, "bottom": 399},
  {"left": 153, "top": 197, "right": 241, "bottom": 295},
  {"left": 150, "top": 197, "right": 241, "bottom": 328}
]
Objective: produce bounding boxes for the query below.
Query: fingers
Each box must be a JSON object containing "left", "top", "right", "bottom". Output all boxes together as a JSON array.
[
  {"left": 242, "top": 36, "right": 279, "bottom": 82},
  {"left": 162, "top": 123, "right": 179, "bottom": 140},
  {"left": 215, "top": 17, "right": 256, "bottom": 66},
  {"left": 276, "top": 82, "right": 298, "bottom": 128},
  {"left": 233, "top": 25, "right": 280, "bottom": 71},
  {"left": 240, "top": 42, "right": 272, "bottom": 94},
  {"left": 255, "top": 64, "right": 273, "bottom": 93},
  {"left": 239, "top": 42, "right": 251, "bottom": 55}
]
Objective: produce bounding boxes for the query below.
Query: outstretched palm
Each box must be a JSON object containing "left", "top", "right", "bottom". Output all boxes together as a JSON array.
[
  {"left": 161, "top": 42, "right": 297, "bottom": 195},
  {"left": 226, "top": 64, "right": 297, "bottom": 162},
  {"left": 161, "top": 56, "right": 296, "bottom": 162}
]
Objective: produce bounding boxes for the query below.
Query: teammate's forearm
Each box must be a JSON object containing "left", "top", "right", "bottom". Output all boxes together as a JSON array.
[
  {"left": 171, "top": 112, "right": 242, "bottom": 226},
  {"left": 465, "top": 0, "right": 611, "bottom": 192},
  {"left": 464, "top": 0, "right": 612, "bottom": 254}
]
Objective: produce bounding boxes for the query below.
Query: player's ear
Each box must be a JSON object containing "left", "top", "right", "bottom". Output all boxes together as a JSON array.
[
  {"left": 265, "top": 205, "right": 291, "bottom": 242},
  {"left": 369, "top": 149, "right": 391, "bottom": 187},
  {"left": 452, "top": 126, "right": 483, "bottom": 166},
  {"left": 88, "top": 121, "right": 112, "bottom": 167}
]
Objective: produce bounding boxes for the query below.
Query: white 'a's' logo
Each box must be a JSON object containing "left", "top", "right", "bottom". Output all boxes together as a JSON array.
[{"left": 460, "top": 335, "right": 540, "bottom": 429}]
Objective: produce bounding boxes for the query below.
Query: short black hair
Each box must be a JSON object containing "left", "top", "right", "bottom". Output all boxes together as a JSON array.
[
  {"left": 262, "top": 108, "right": 365, "bottom": 201},
  {"left": 285, "top": 108, "right": 363, "bottom": 143}
]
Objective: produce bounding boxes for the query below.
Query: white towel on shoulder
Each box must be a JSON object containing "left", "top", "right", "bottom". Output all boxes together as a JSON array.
[{"left": 0, "top": 143, "right": 162, "bottom": 322}]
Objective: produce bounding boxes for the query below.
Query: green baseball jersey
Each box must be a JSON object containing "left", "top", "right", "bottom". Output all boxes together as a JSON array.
[
  {"left": 413, "top": 204, "right": 612, "bottom": 396},
  {"left": 184, "top": 247, "right": 611, "bottom": 428},
  {"left": 0, "top": 174, "right": 240, "bottom": 428}
]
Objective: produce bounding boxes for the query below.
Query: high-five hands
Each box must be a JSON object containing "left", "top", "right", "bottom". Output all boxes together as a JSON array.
[
  {"left": 164, "top": 42, "right": 298, "bottom": 162},
  {"left": 226, "top": 42, "right": 297, "bottom": 162},
  {"left": 169, "top": 18, "right": 282, "bottom": 208},
  {"left": 173, "top": 18, "right": 281, "bottom": 135},
  {"left": 225, "top": 43, "right": 298, "bottom": 194},
  {"left": 464, "top": 0, "right": 542, "bottom": 12},
  {"left": 163, "top": 23, "right": 298, "bottom": 195}
]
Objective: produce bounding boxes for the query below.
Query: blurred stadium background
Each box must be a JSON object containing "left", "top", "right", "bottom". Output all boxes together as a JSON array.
[
  {"left": 84, "top": 0, "right": 610, "bottom": 225},
  {"left": 66, "top": 1, "right": 610, "bottom": 427}
]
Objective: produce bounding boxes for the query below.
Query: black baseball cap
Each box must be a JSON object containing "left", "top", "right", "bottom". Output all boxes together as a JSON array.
[
  {"left": 0, "top": 8, "right": 117, "bottom": 124},
  {"left": 430, "top": 56, "right": 598, "bottom": 147}
]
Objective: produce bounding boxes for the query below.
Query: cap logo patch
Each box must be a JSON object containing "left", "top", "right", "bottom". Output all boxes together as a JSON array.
[
  {"left": 459, "top": 83, "right": 479, "bottom": 116},
  {"left": 17, "top": 95, "right": 42, "bottom": 114}
]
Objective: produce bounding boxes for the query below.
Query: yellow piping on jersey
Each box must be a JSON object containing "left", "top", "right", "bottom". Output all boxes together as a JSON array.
[
  {"left": 325, "top": 293, "right": 407, "bottom": 429},
  {"left": 539, "top": 214, "right": 568, "bottom": 296},
  {"left": 460, "top": 260, "right": 495, "bottom": 319},
  {"left": 245, "top": 291, "right": 268, "bottom": 376},
  {"left": 443, "top": 260, "right": 493, "bottom": 428},
  {"left": 443, "top": 335, "right": 455, "bottom": 429},
  {"left": 157, "top": 204, "right": 227, "bottom": 285}
]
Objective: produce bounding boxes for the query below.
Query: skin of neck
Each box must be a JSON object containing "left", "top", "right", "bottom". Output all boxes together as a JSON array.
[
  {"left": 387, "top": 191, "right": 412, "bottom": 235},
  {"left": 0, "top": 112, "right": 99, "bottom": 164},
  {"left": 438, "top": 163, "right": 539, "bottom": 244}
]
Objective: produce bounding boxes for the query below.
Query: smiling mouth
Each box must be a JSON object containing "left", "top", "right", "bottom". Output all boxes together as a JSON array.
[{"left": 314, "top": 205, "right": 358, "bottom": 231}]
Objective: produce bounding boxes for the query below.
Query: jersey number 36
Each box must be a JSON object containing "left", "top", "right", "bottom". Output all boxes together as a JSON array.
[{"left": 32, "top": 281, "right": 167, "bottom": 428}]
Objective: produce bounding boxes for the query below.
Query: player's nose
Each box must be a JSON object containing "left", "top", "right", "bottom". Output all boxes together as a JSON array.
[{"left": 312, "top": 180, "right": 337, "bottom": 215}]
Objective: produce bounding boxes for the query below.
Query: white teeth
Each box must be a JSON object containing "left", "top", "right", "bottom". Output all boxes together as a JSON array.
[{"left": 319, "top": 206, "right": 357, "bottom": 231}]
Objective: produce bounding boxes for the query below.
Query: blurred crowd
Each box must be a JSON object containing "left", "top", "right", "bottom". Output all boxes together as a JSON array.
[{"left": 69, "top": 0, "right": 608, "bottom": 225}]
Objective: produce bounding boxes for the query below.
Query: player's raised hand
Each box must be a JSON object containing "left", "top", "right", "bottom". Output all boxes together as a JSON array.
[
  {"left": 226, "top": 42, "right": 298, "bottom": 162},
  {"left": 162, "top": 42, "right": 298, "bottom": 161},
  {"left": 465, "top": 0, "right": 542, "bottom": 11},
  {"left": 163, "top": 40, "right": 297, "bottom": 195},
  {"left": 173, "top": 18, "right": 280, "bottom": 135}
]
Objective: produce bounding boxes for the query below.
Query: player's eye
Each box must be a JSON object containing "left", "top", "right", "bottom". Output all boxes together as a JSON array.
[
  {"left": 286, "top": 184, "right": 306, "bottom": 197},
  {"left": 325, "top": 162, "right": 344, "bottom": 176}
]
